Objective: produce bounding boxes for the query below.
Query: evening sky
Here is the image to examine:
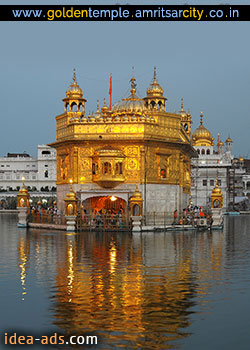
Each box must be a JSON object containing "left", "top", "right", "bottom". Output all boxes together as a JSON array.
[{"left": 1, "top": 0, "right": 250, "bottom": 157}]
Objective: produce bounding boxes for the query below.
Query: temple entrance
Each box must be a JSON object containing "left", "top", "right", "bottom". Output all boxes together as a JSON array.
[
  {"left": 77, "top": 196, "right": 130, "bottom": 232},
  {"left": 82, "top": 196, "right": 127, "bottom": 214}
]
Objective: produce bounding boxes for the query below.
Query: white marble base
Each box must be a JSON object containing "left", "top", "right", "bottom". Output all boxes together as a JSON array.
[
  {"left": 211, "top": 208, "right": 223, "bottom": 226},
  {"left": 131, "top": 216, "right": 142, "bottom": 232},
  {"left": 65, "top": 215, "right": 77, "bottom": 232},
  {"left": 197, "top": 218, "right": 207, "bottom": 226},
  {"left": 17, "top": 207, "right": 29, "bottom": 228},
  {"left": 57, "top": 183, "right": 189, "bottom": 216}
]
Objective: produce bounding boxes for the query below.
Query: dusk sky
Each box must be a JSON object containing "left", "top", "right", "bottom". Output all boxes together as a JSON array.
[{"left": 1, "top": 0, "right": 250, "bottom": 158}]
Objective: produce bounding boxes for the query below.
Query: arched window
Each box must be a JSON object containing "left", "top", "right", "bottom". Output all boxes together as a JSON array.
[
  {"left": 133, "top": 204, "right": 140, "bottom": 216},
  {"left": 201, "top": 149, "right": 205, "bottom": 155},
  {"left": 197, "top": 149, "right": 200, "bottom": 155},
  {"left": 44, "top": 170, "right": 48, "bottom": 178},
  {"left": 103, "top": 162, "right": 111, "bottom": 175},
  {"left": 79, "top": 103, "right": 83, "bottom": 112},
  {"left": 42, "top": 150, "right": 51, "bottom": 155},
  {"left": 67, "top": 203, "right": 74, "bottom": 216},
  {"left": 66, "top": 103, "right": 69, "bottom": 112},
  {"left": 150, "top": 101, "right": 156, "bottom": 109},
  {"left": 92, "top": 163, "right": 96, "bottom": 175},
  {"left": 158, "top": 101, "right": 162, "bottom": 111},
  {"left": 207, "top": 149, "right": 210, "bottom": 155},
  {"left": 115, "top": 162, "right": 123, "bottom": 175},
  {"left": 71, "top": 102, "right": 77, "bottom": 112}
]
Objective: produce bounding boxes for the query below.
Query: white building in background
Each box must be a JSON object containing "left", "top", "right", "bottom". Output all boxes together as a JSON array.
[
  {"left": 191, "top": 112, "right": 233, "bottom": 209},
  {"left": 0, "top": 145, "right": 56, "bottom": 192}
]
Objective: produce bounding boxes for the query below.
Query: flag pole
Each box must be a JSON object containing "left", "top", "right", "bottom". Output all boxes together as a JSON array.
[{"left": 109, "top": 73, "right": 112, "bottom": 110}]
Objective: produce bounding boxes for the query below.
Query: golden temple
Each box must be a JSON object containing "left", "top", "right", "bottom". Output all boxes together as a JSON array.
[{"left": 49, "top": 68, "right": 196, "bottom": 215}]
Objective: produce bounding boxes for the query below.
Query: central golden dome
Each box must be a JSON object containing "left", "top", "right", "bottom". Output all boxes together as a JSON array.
[
  {"left": 113, "top": 76, "right": 146, "bottom": 114},
  {"left": 192, "top": 112, "right": 214, "bottom": 146}
]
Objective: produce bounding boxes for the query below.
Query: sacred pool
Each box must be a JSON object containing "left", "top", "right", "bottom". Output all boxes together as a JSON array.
[{"left": 0, "top": 213, "right": 250, "bottom": 350}]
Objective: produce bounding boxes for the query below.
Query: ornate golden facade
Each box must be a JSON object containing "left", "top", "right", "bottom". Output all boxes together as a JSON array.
[{"left": 49, "top": 68, "right": 196, "bottom": 213}]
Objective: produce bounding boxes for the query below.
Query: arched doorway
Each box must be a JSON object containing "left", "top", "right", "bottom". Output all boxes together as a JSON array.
[
  {"left": 78, "top": 196, "right": 129, "bottom": 231},
  {"left": 82, "top": 196, "right": 127, "bottom": 214}
]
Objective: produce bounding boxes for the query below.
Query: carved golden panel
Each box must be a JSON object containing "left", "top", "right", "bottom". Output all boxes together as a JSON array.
[
  {"left": 125, "top": 146, "right": 139, "bottom": 156},
  {"left": 127, "top": 158, "right": 138, "bottom": 170}
]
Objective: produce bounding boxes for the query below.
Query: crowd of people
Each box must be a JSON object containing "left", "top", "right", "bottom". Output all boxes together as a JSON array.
[
  {"left": 30, "top": 204, "right": 62, "bottom": 224},
  {"left": 79, "top": 208, "right": 126, "bottom": 230},
  {"left": 173, "top": 205, "right": 214, "bottom": 227}
]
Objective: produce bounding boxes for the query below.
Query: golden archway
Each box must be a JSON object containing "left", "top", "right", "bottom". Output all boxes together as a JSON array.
[{"left": 82, "top": 196, "right": 127, "bottom": 214}]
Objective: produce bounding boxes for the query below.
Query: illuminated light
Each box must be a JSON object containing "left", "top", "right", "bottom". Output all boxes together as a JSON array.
[
  {"left": 69, "top": 179, "right": 73, "bottom": 184},
  {"left": 110, "top": 196, "right": 117, "bottom": 201},
  {"left": 22, "top": 176, "right": 25, "bottom": 181}
]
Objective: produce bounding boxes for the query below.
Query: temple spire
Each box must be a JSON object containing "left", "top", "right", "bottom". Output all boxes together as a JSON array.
[
  {"left": 130, "top": 76, "right": 137, "bottom": 96},
  {"left": 73, "top": 68, "right": 76, "bottom": 83},
  {"left": 181, "top": 97, "right": 184, "bottom": 111},
  {"left": 153, "top": 66, "right": 157, "bottom": 83},
  {"left": 200, "top": 111, "right": 203, "bottom": 125}
]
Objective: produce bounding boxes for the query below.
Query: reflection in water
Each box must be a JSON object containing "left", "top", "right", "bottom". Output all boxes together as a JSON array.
[
  {"left": 18, "top": 235, "right": 30, "bottom": 301},
  {"left": 50, "top": 232, "right": 223, "bottom": 349},
  {"left": 1, "top": 215, "right": 250, "bottom": 349}
]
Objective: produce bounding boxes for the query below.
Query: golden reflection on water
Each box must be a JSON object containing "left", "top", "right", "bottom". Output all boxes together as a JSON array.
[
  {"left": 24, "top": 229, "right": 226, "bottom": 349},
  {"left": 18, "top": 236, "right": 30, "bottom": 301}
]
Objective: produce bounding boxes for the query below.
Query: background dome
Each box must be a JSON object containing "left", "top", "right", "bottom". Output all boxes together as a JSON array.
[{"left": 192, "top": 112, "right": 214, "bottom": 146}]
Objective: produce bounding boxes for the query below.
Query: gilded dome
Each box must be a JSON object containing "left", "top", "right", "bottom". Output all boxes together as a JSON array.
[
  {"left": 226, "top": 137, "right": 232, "bottom": 143},
  {"left": 146, "top": 67, "right": 164, "bottom": 96},
  {"left": 212, "top": 182, "right": 222, "bottom": 194},
  {"left": 113, "top": 76, "right": 146, "bottom": 114},
  {"left": 18, "top": 178, "right": 29, "bottom": 195},
  {"left": 218, "top": 141, "right": 224, "bottom": 146},
  {"left": 113, "top": 98, "right": 145, "bottom": 113},
  {"left": 101, "top": 98, "right": 109, "bottom": 114},
  {"left": 179, "top": 99, "right": 187, "bottom": 117},
  {"left": 192, "top": 112, "right": 214, "bottom": 146},
  {"left": 66, "top": 69, "right": 83, "bottom": 98},
  {"left": 130, "top": 185, "right": 143, "bottom": 200}
]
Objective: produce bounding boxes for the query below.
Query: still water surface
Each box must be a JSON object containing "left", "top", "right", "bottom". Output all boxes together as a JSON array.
[{"left": 0, "top": 214, "right": 250, "bottom": 349}]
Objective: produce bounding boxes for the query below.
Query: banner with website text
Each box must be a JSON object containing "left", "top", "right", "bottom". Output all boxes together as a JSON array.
[{"left": 0, "top": 5, "right": 249, "bottom": 21}]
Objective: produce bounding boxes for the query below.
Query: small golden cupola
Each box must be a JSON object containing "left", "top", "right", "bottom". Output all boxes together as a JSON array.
[
  {"left": 63, "top": 69, "right": 87, "bottom": 115},
  {"left": 211, "top": 180, "right": 223, "bottom": 208},
  {"left": 129, "top": 185, "right": 143, "bottom": 216},
  {"left": 17, "top": 177, "right": 30, "bottom": 208},
  {"left": 112, "top": 75, "right": 146, "bottom": 117},
  {"left": 225, "top": 136, "right": 233, "bottom": 152},
  {"left": 192, "top": 112, "right": 214, "bottom": 146},
  {"left": 179, "top": 98, "right": 192, "bottom": 138},
  {"left": 144, "top": 67, "right": 167, "bottom": 111},
  {"left": 101, "top": 98, "right": 109, "bottom": 115},
  {"left": 64, "top": 179, "right": 77, "bottom": 216}
]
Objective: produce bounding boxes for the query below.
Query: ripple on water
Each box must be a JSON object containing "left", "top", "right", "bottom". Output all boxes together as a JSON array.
[{"left": 1, "top": 215, "right": 250, "bottom": 349}]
